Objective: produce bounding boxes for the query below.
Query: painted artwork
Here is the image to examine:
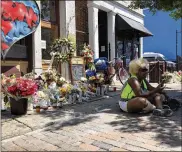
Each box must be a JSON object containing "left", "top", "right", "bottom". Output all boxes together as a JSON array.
[
  {"left": 72, "top": 65, "right": 84, "bottom": 81},
  {"left": 1, "top": 0, "right": 40, "bottom": 58}
]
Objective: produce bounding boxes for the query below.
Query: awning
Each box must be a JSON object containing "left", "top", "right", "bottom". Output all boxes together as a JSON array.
[{"left": 116, "top": 14, "right": 153, "bottom": 37}]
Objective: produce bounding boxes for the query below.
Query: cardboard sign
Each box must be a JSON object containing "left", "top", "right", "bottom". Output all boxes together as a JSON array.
[{"left": 69, "top": 57, "right": 85, "bottom": 84}]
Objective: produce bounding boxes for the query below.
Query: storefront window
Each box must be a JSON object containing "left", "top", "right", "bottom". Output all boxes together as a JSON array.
[
  {"left": 116, "top": 37, "right": 140, "bottom": 68},
  {"left": 41, "top": 28, "right": 55, "bottom": 60},
  {"left": 40, "top": 0, "right": 59, "bottom": 60},
  {"left": 41, "top": 0, "right": 56, "bottom": 23}
]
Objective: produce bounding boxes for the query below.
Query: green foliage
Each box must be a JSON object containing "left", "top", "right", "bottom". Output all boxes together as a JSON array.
[
  {"left": 50, "top": 38, "right": 75, "bottom": 63},
  {"left": 68, "top": 34, "right": 76, "bottom": 51},
  {"left": 129, "top": 0, "right": 182, "bottom": 20}
]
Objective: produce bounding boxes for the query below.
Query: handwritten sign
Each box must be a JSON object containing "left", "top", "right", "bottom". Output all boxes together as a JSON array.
[{"left": 69, "top": 57, "right": 85, "bottom": 84}]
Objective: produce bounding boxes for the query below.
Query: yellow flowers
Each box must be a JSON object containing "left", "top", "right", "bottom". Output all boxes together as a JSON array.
[
  {"left": 89, "top": 76, "right": 96, "bottom": 81},
  {"left": 60, "top": 87, "right": 67, "bottom": 95},
  {"left": 60, "top": 83, "right": 73, "bottom": 95}
]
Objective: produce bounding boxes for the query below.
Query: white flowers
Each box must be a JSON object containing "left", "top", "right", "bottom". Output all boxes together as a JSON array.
[
  {"left": 81, "top": 77, "right": 87, "bottom": 82},
  {"left": 37, "top": 91, "right": 47, "bottom": 99},
  {"left": 60, "top": 77, "right": 66, "bottom": 82}
]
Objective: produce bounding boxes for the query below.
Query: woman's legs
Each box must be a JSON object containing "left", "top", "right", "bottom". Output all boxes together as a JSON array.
[
  {"left": 149, "top": 93, "right": 173, "bottom": 117},
  {"left": 127, "top": 97, "right": 155, "bottom": 113},
  {"left": 148, "top": 93, "right": 165, "bottom": 109}
]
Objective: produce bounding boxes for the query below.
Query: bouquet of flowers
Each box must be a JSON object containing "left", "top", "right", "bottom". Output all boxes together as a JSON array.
[
  {"left": 162, "top": 71, "right": 182, "bottom": 83},
  {"left": 81, "top": 44, "right": 94, "bottom": 59},
  {"left": 47, "top": 81, "right": 60, "bottom": 104},
  {"left": 33, "top": 89, "right": 49, "bottom": 108},
  {"left": 95, "top": 73, "right": 105, "bottom": 84},
  {"left": 61, "top": 83, "right": 73, "bottom": 94},
  {"left": 81, "top": 44, "right": 95, "bottom": 67},
  {"left": 80, "top": 77, "right": 87, "bottom": 83},
  {"left": 57, "top": 76, "right": 67, "bottom": 87},
  {"left": 88, "top": 76, "right": 96, "bottom": 84},
  {"left": 2, "top": 76, "right": 38, "bottom": 100},
  {"left": 41, "top": 70, "right": 58, "bottom": 83}
]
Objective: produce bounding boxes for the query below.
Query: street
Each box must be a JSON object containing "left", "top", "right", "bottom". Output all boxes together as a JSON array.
[{"left": 1, "top": 83, "right": 182, "bottom": 151}]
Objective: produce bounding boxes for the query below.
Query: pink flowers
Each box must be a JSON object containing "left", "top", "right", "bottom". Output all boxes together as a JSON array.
[{"left": 7, "top": 78, "right": 38, "bottom": 98}]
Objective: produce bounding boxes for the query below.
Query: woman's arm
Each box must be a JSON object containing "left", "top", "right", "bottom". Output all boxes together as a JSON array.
[
  {"left": 128, "top": 78, "right": 164, "bottom": 98},
  {"left": 144, "top": 79, "right": 156, "bottom": 91},
  {"left": 144, "top": 79, "right": 165, "bottom": 92}
]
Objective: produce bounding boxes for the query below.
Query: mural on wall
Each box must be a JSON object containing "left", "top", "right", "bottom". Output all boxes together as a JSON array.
[{"left": 1, "top": 0, "right": 40, "bottom": 59}]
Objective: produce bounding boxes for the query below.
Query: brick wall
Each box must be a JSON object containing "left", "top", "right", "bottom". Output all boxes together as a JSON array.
[{"left": 75, "top": 0, "right": 88, "bottom": 55}]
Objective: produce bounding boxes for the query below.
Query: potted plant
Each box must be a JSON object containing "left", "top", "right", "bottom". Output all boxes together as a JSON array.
[{"left": 2, "top": 76, "right": 38, "bottom": 115}]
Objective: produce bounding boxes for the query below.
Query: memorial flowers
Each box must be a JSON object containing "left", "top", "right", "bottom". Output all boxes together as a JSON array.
[
  {"left": 57, "top": 76, "right": 67, "bottom": 86},
  {"left": 2, "top": 77, "right": 38, "bottom": 100}
]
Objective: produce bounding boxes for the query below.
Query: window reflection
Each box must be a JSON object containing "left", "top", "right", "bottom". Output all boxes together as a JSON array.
[{"left": 41, "top": 0, "right": 56, "bottom": 22}]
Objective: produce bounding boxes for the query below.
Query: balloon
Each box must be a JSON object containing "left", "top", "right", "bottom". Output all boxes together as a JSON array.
[{"left": 1, "top": 0, "right": 40, "bottom": 59}]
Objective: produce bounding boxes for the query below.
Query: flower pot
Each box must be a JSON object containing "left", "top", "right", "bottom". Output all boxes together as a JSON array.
[{"left": 10, "top": 98, "right": 28, "bottom": 115}]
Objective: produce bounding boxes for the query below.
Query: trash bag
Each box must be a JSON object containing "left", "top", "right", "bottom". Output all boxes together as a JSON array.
[{"left": 163, "top": 98, "right": 182, "bottom": 111}]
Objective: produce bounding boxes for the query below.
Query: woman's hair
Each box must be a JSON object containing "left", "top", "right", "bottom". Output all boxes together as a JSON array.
[{"left": 129, "top": 58, "right": 149, "bottom": 75}]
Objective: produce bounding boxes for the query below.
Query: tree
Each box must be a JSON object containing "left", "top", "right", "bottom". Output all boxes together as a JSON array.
[{"left": 128, "top": 0, "right": 182, "bottom": 20}]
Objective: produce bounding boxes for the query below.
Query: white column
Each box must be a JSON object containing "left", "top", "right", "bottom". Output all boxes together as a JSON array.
[
  {"left": 140, "top": 37, "right": 143, "bottom": 58},
  {"left": 59, "top": 1, "right": 76, "bottom": 81},
  {"left": 88, "top": 6, "right": 99, "bottom": 59},
  {"left": 107, "top": 11, "right": 116, "bottom": 60},
  {"left": 32, "top": 1, "right": 42, "bottom": 75}
]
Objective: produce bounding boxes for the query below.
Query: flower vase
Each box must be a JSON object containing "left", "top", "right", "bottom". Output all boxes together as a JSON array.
[
  {"left": 10, "top": 98, "right": 28, "bottom": 115},
  {"left": 104, "top": 85, "right": 109, "bottom": 94},
  {"left": 68, "top": 95, "right": 73, "bottom": 104},
  {"left": 78, "top": 91, "right": 82, "bottom": 103},
  {"left": 1, "top": 93, "right": 6, "bottom": 111},
  {"left": 72, "top": 93, "right": 77, "bottom": 104},
  {"left": 27, "top": 102, "right": 33, "bottom": 111},
  {"left": 96, "top": 87, "right": 101, "bottom": 96},
  {"left": 100, "top": 86, "right": 105, "bottom": 96},
  {"left": 40, "top": 100, "right": 48, "bottom": 110}
]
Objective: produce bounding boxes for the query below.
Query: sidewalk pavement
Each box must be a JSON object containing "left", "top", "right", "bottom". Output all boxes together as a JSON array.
[{"left": 1, "top": 83, "right": 182, "bottom": 151}]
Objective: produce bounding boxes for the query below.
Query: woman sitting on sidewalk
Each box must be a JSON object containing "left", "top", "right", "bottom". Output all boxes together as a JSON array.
[{"left": 119, "top": 58, "right": 173, "bottom": 117}]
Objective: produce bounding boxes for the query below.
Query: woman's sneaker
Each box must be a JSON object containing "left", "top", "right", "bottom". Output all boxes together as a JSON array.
[
  {"left": 153, "top": 108, "right": 173, "bottom": 117},
  {"left": 153, "top": 109, "right": 164, "bottom": 116},
  {"left": 163, "top": 109, "right": 173, "bottom": 117},
  {"left": 163, "top": 105, "right": 170, "bottom": 109}
]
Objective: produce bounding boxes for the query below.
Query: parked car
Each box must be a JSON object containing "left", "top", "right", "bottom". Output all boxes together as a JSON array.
[{"left": 143, "top": 52, "right": 176, "bottom": 68}]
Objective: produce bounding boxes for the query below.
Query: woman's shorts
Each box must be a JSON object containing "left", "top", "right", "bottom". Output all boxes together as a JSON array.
[{"left": 119, "top": 100, "right": 128, "bottom": 112}]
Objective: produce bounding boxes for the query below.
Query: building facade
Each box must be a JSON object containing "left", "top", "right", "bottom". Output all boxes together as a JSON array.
[{"left": 1, "top": 0, "right": 152, "bottom": 79}]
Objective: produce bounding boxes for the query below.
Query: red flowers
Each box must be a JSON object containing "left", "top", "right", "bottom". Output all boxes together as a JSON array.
[{"left": 7, "top": 78, "right": 38, "bottom": 98}]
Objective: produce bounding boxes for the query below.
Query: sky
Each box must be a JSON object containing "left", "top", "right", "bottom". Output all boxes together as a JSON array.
[{"left": 143, "top": 10, "right": 181, "bottom": 61}]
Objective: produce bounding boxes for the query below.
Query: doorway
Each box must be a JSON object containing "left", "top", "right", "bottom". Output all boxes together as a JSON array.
[{"left": 98, "top": 10, "right": 108, "bottom": 58}]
